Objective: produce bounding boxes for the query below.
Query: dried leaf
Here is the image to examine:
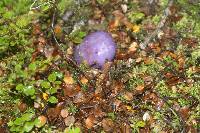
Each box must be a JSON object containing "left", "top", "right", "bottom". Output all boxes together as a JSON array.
[
  {"left": 135, "top": 85, "right": 144, "bottom": 91},
  {"left": 47, "top": 102, "right": 64, "bottom": 120},
  {"left": 181, "top": 38, "right": 198, "bottom": 48},
  {"left": 36, "top": 115, "right": 47, "bottom": 128},
  {"left": 80, "top": 77, "right": 88, "bottom": 85},
  {"left": 54, "top": 24, "right": 62, "bottom": 36},
  {"left": 93, "top": 107, "right": 106, "bottom": 118},
  {"left": 123, "top": 91, "right": 133, "bottom": 101},
  {"left": 102, "top": 118, "right": 114, "bottom": 132},
  {"left": 73, "top": 91, "right": 87, "bottom": 103},
  {"left": 18, "top": 102, "right": 27, "bottom": 112},
  {"left": 85, "top": 115, "right": 96, "bottom": 129},
  {"left": 38, "top": 37, "right": 46, "bottom": 45},
  {"left": 120, "top": 123, "right": 131, "bottom": 133},
  {"left": 128, "top": 42, "right": 138, "bottom": 53},
  {"left": 64, "top": 116, "right": 75, "bottom": 126},
  {"left": 63, "top": 84, "right": 80, "bottom": 97},
  {"left": 60, "top": 109, "right": 69, "bottom": 118},
  {"left": 179, "top": 106, "right": 189, "bottom": 120},
  {"left": 32, "top": 23, "right": 41, "bottom": 35},
  {"left": 44, "top": 46, "right": 55, "bottom": 58},
  {"left": 64, "top": 75, "right": 74, "bottom": 85}
]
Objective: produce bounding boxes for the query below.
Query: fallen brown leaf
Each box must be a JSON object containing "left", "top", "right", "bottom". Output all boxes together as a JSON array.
[
  {"left": 102, "top": 118, "right": 114, "bottom": 132},
  {"left": 85, "top": 115, "right": 96, "bottom": 129},
  {"left": 64, "top": 116, "right": 75, "bottom": 126},
  {"left": 60, "top": 109, "right": 69, "bottom": 118},
  {"left": 36, "top": 115, "right": 47, "bottom": 128}
]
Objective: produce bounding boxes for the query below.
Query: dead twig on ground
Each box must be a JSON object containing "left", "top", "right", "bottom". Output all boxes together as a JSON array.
[{"left": 140, "top": 0, "right": 174, "bottom": 50}]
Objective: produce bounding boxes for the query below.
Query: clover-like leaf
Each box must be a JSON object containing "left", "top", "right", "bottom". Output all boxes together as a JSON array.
[
  {"left": 24, "top": 86, "right": 35, "bottom": 96},
  {"left": 28, "top": 62, "right": 37, "bottom": 71},
  {"left": 16, "top": 84, "right": 24, "bottom": 91},
  {"left": 23, "top": 121, "right": 34, "bottom": 132},
  {"left": 48, "top": 87, "right": 57, "bottom": 94},
  {"left": 54, "top": 71, "right": 63, "bottom": 79},
  {"left": 48, "top": 96, "right": 58, "bottom": 103},
  {"left": 14, "top": 118, "right": 24, "bottom": 126},
  {"left": 21, "top": 113, "right": 34, "bottom": 122},
  {"left": 41, "top": 81, "right": 51, "bottom": 89},
  {"left": 48, "top": 73, "right": 57, "bottom": 82}
]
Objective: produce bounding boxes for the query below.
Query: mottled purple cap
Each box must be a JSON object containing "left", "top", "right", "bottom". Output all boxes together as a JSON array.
[{"left": 74, "top": 31, "right": 116, "bottom": 69}]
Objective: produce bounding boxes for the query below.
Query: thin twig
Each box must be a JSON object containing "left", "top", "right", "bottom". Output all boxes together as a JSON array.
[
  {"left": 140, "top": 0, "right": 174, "bottom": 49},
  {"left": 50, "top": 1, "right": 96, "bottom": 88}
]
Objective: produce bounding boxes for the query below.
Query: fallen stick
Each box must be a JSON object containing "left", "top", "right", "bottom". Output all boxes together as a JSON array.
[{"left": 140, "top": 0, "right": 174, "bottom": 49}]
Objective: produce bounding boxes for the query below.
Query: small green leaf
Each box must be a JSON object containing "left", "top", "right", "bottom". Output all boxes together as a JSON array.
[
  {"left": 54, "top": 71, "right": 63, "bottom": 79},
  {"left": 23, "top": 86, "right": 35, "bottom": 96},
  {"left": 70, "top": 31, "right": 87, "bottom": 43},
  {"left": 10, "top": 125, "right": 21, "bottom": 132},
  {"left": 73, "top": 127, "right": 81, "bottom": 133},
  {"left": 14, "top": 118, "right": 24, "bottom": 126},
  {"left": 28, "top": 62, "right": 37, "bottom": 71},
  {"left": 31, "top": 95, "right": 36, "bottom": 99},
  {"left": 78, "top": 31, "right": 86, "bottom": 38},
  {"left": 34, "top": 118, "right": 41, "bottom": 127},
  {"left": 23, "top": 121, "right": 34, "bottom": 132},
  {"left": 16, "top": 84, "right": 24, "bottom": 91},
  {"left": 7, "top": 121, "right": 14, "bottom": 127},
  {"left": 48, "top": 87, "right": 57, "bottom": 94},
  {"left": 16, "top": 15, "right": 31, "bottom": 28},
  {"left": 107, "top": 112, "right": 116, "bottom": 120},
  {"left": 48, "top": 96, "right": 58, "bottom": 103},
  {"left": 48, "top": 73, "right": 57, "bottom": 82},
  {"left": 54, "top": 81, "right": 62, "bottom": 85},
  {"left": 128, "top": 12, "right": 145, "bottom": 23},
  {"left": 41, "top": 81, "right": 51, "bottom": 89},
  {"left": 41, "top": 5, "right": 50, "bottom": 12},
  {"left": 21, "top": 113, "right": 34, "bottom": 121},
  {"left": 3, "top": 11, "right": 14, "bottom": 19},
  {"left": 15, "top": 64, "right": 22, "bottom": 71},
  {"left": 67, "top": 127, "right": 81, "bottom": 133},
  {"left": 136, "top": 121, "right": 145, "bottom": 128}
]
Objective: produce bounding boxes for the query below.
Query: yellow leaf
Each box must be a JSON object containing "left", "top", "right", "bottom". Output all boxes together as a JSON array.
[
  {"left": 41, "top": 103, "right": 44, "bottom": 108},
  {"left": 42, "top": 93, "right": 48, "bottom": 100},
  {"left": 64, "top": 75, "right": 74, "bottom": 85},
  {"left": 125, "top": 105, "right": 132, "bottom": 111},
  {"left": 132, "top": 25, "right": 140, "bottom": 33},
  {"left": 80, "top": 77, "right": 88, "bottom": 84},
  {"left": 125, "top": 105, "right": 135, "bottom": 113}
]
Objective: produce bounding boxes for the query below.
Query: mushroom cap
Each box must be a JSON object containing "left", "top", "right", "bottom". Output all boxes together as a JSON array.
[{"left": 74, "top": 31, "right": 116, "bottom": 69}]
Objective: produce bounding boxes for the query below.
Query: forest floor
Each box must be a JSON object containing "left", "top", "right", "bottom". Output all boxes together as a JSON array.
[{"left": 0, "top": 0, "right": 200, "bottom": 132}]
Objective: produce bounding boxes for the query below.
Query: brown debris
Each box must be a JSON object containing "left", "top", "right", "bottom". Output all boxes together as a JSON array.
[
  {"left": 85, "top": 115, "right": 97, "bottom": 129},
  {"left": 101, "top": 118, "right": 114, "bottom": 132},
  {"left": 64, "top": 116, "right": 75, "bottom": 127}
]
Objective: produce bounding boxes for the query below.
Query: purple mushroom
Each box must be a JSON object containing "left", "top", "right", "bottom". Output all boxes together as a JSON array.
[{"left": 74, "top": 31, "right": 116, "bottom": 69}]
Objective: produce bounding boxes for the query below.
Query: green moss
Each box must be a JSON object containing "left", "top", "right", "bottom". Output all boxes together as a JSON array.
[
  {"left": 126, "top": 76, "right": 144, "bottom": 90},
  {"left": 173, "top": 1, "right": 200, "bottom": 37},
  {"left": 155, "top": 80, "right": 178, "bottom": 97},
  {"left": 189, "top": 82, "right": 200, "bottom": 101},
  {"left": 97, "top": 0, "right": 109, "bottom": 5},
  {"left": 58, "top": 0, "right": 75, "bottom": 14},
  {"left": 128, "top": 11, "right": 145, "bottom": 24}
]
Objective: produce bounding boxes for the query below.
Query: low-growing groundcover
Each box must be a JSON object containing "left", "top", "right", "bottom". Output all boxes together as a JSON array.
[{"left": 0, "top": 0, "right": 200, "bottom": 132}]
